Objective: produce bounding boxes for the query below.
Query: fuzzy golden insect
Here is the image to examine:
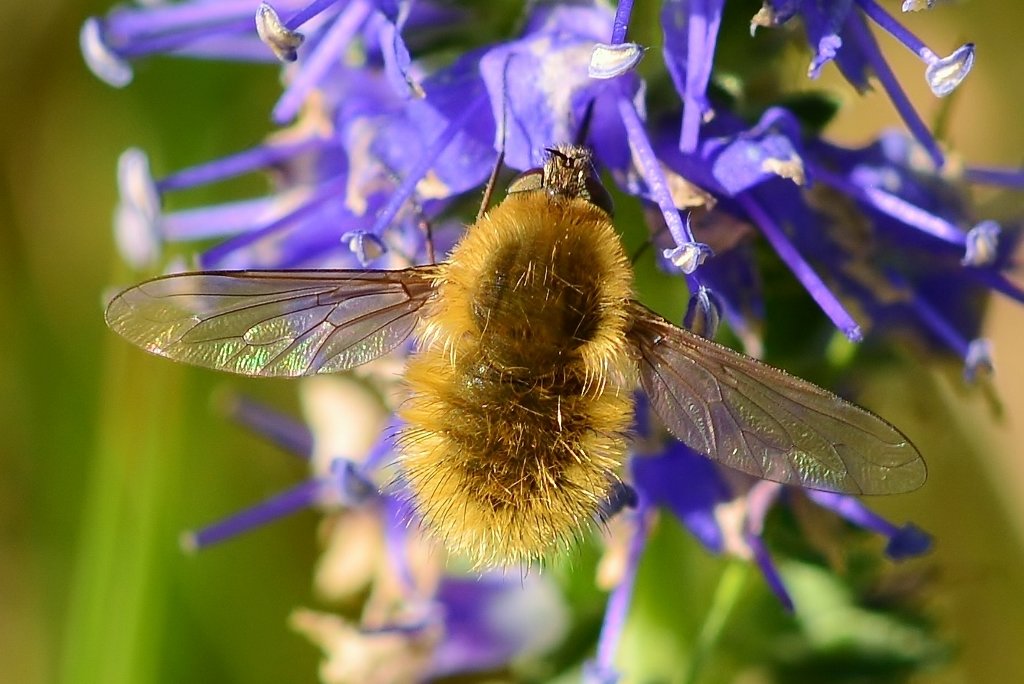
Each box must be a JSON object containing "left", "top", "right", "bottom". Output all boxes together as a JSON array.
[{"left": 106, "top": 145, "right": 926, "bottom": 566}]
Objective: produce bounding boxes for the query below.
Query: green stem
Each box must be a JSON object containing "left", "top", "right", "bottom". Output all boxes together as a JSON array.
[{"left": 682, "top": 560, "right": 749, "bottom": 684}]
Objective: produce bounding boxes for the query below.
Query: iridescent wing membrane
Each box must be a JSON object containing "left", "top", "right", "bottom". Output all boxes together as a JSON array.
[
  {"left": 628, "top": 301, "right": 926, "bottom": 495},
  {"left": 105, "top": 268, "right": 438, "bottom": 377},
  {"left": 107, "top": 267, "right": 925, "bottom": 494}
]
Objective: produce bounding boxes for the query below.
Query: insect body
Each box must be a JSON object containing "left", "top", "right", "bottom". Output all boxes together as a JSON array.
[
  {"left": 401, "top": 174, "right": 635, "bottom": 565},
  {"left": 106, "top": 146, "right": 926, "bottom": 566}
]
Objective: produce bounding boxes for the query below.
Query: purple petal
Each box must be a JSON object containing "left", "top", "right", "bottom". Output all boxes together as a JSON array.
[
  {"left": 403, "top": 54, "right": 495, "bottom": 193},
  {"left": 375, "top": 10, "right": 424, "bottom": 99},
  {"left": 702, "top": 107, "right": 807, "bottom": 195},
  {"left": 747, "top": 532, "right": 794, "bottom": 610},
  {"left": 480, "top": 46, "right": 588, "bottom": 169},
  {"left": 795, "top": 0, "right": 856, "bottom": 80},
  {"left": 182, "top": 479, "right": 326, "bottom": 551},
  {"left": 478, "top": 4, "right": 613, "bottom": 169},
  {"left": 609, "top": 0, "right": 635, "bottom": 45},
  {"left": 370, "top": 94, "right": 488, "bottom": 235},
  {"left": 592, "top": 503, "right": 650, "bottom": 679},
  {"left": 884, "top": 524, "right": 932, "bottom": 560},
  {"left": 220, "top": 394, "right": 313, "bottom": 459},
  {"left": 273, "top": 0, "right": 371, "bottom": 123},
  {"left": 631, "top": 443, "right": 729, "bottom": 552},
  {"left": 739, "top": 194, "right": 863, "bottom": 340},
  {"left": 804, "top": 490, "right": 932, "bottom": 560},
  {"left": 662, "top": 0, "right": 724, "bottom": 152},
  {"left": 843, "top": 10, "right": 944, "bottom": 167},
  {"left": 431, "top": 575, "right": 568, "bottom": 676},
  {"left": 618, "top": 94, "right": 709, "bottom": 279}
]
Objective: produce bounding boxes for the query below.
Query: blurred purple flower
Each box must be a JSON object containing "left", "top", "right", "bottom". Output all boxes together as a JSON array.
[
  {"left": 632, "top": 441, "right": 931, "bottom": 612},
  {"left": 290, "top": 569, "right": 568, "bottom": 683},
  {"left": 292, "top": 571, "right": 567, "bottom": 684},
  {"left": 198, "top": 376, "right": 568, "bottom": 680}
]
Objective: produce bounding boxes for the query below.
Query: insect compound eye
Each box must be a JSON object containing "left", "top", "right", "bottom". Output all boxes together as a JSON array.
[{"left": 507, "top": 168, "right": 544, "bottom": 196}]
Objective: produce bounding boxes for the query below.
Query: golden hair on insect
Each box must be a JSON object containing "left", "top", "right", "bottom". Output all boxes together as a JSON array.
[{"left": 399, "top": 146, "right": 635, "bottom": 566}]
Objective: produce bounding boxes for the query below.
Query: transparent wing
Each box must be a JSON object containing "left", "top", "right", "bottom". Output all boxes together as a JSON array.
[
  {"left": 105, "top": 267, "right": 440, "bottom": 377},
  {"left": 627, "top": 301, "right": 925, "bottom": 494}
]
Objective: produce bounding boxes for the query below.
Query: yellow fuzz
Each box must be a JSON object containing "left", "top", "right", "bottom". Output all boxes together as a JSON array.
[{"left": 399, "top": 191, "right": 635, "bottom": 566}]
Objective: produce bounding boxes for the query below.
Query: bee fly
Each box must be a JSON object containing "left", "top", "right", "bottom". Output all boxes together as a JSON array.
[{"left": 106, "top": 145, "right": 926, "bottom": 566}]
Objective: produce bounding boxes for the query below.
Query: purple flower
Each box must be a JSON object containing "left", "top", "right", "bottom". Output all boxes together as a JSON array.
[
  {"left": 82, "top": 0, "right": 278, "bottom": 88},
  {"left": 644, "top": 105, "right": 1022, "bottom": 372},
  {"left": 86, "top": 0, "right": 1022, "bottom": 680},
  {"left": 630, "top": 441, "right": 931, "bottom": 611},
  {"left": 292, "top": 572, "right": 567, "bottom": 684},
  {"left": 749, "top": 0, "right": 975, "bottom": 167},
  {"left": 194, "top": 375, "right": 568, "bottom": 680},
  {"left": 662, "top": 0, "right": 724, "bottom": 154}
]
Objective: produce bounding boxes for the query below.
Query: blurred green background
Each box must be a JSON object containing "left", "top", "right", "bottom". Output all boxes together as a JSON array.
[{"left": 2, "top": 2, "right": 1023, "bottom": 683}]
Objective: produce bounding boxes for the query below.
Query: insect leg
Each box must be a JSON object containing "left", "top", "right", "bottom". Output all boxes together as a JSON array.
[
  {"left": 476, "top": 53, "right": 515, "bottom": 221},
  {"left": 405, "top": 192, "right": 437, "bottom": 264},
  {"left": 476, "top": 148, "right": 506, "bottom": 222}
]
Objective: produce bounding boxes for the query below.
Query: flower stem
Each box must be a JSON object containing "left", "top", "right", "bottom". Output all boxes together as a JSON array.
[{"left": 681, "top": 561, "right": 749, "bottom": 684}]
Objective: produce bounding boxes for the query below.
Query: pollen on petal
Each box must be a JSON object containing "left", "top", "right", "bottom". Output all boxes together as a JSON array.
[
  {"left": 342, "top": 230, "right": 387, "bottom": 265},
  {"left": 925, "top": 43, "right": 975, "bottom": 97},
  {"left": 964, "top": 338, "right": 994, "bottom": 381},
  {"left": 80, "top": 18, "right": 132, "bottom": 88},
  {"left": 663, "top": 241, "right": 712, "bottom": 274},
  {"left": 962, "top": 220, "right": 1000, "bottom": 267},
  {"left": 255, "top": 2, "right": 305, "bottom": 62},
  {"left": 114, "top": 148, "right": 161, "bottom": 268},
  {"left": 761, "top": 154, "right": 807, "bottom": 185},
  {"left": 588, "top": 42, "right": 645, "bottom": 79},
  {"left": 902, "top": 0, "right": 936, "bottom": 12}
]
